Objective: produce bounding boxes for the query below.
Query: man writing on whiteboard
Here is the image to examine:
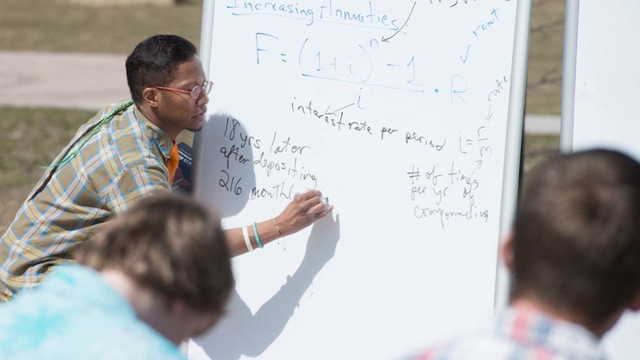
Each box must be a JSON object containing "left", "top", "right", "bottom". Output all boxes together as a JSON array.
[
  {"left": 410, "top": 149, "right": 640, "bottom": 359},
  {"left": 0, "top": 34, "right": 333, "bottom": 302}
]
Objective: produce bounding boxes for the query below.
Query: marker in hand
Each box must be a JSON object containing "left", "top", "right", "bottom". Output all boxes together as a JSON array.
[{"left": 294, "top": 189, "right": 331, "bottom": 215}]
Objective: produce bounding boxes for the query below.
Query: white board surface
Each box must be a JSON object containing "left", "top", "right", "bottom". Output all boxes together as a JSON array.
[
  {"left": 563, "top": 1, "right": 640, "bottom": 359},
  {"left": 190, "top": 0, "right": 529, "bottom": 359},
  {"left": 570, "top": 1, "right": 640, "bottom": 159}
]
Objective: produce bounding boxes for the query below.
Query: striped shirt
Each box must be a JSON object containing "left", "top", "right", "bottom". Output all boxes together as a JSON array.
[
  {"left": 410, "top": 307, "right": 606, "bottom": 360},
  {"left": 0, "top": 101, "right": 173, "bottom": 300}
]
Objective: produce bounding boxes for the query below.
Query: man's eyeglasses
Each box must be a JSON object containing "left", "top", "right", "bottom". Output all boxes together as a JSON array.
[{"left": 152, "top": 80, "right": 213, "bottom": 99}]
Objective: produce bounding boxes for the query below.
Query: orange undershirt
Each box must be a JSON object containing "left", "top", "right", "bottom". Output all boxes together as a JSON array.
[{"left": 167, "top": 142, "right": 180, "bottom": 184}]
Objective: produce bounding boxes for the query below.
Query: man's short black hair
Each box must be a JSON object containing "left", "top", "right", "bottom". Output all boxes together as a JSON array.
[{"left": 126, "top": 34, "right": 198, "bottom": 104}]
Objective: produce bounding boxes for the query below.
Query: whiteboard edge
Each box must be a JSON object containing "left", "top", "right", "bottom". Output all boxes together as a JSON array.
[
  {"left": 560, "top": 0, "right": 579, "bottom": 153},
  {"left": 186, "top": 1, "right": 216, "bottom": 357},
  {"left": 193, "top": 0, "right": 216, "bottom": 200},
  {"left": 494, "top": 0, "right": 533, "bottom": 311}
]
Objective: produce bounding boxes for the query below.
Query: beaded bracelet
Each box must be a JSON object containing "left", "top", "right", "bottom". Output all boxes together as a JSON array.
[{"left": 272, "top": 218, "right": 285, "bottom": 238}]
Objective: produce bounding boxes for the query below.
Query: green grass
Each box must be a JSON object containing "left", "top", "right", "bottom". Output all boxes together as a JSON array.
[
  {"left": 0, "top": 107, "right": 94, "bottom": 187},
  {"left": 526, "top": 0, "right": 565, "bottom": 115},
  {"left": 522, "top": 134, "right": 560, "bottom": 173},
  {"left": 0, "top": 0, "right": 203, "bottom": 54},
  {"left": 0, "top": 107, "right": 95, "bottom": 233}
]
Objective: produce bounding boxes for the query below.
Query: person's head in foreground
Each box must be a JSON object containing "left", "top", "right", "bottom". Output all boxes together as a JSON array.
[
  {"left": 413, "top": 149, "right": 640, "bottom": 359},
  {"left": 75, "top": 192, "right": 234, "bottom": 342},
  {"left": 0, "top": 193, "right": 233, "bottom": 359},
  {"left": 508, "top": 148, "right": 640, "bottom": 336}
]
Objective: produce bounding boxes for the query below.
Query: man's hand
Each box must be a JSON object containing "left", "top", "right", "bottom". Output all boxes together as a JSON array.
[{"left": 275, "top": 190, "right": 333, "bottom": 236}]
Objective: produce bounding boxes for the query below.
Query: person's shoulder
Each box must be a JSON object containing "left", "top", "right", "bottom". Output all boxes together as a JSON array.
[
  {"left": 67, "top": 101, "right": 131, "bottom": 143},
  {"left": 406, "top": 333, "right": 520, "bottom": 360},
  {"left": 0, "top": 265, "right": 183, "bottom": 360},
  {"left": 101, "top": 111, "right": 164, "bottom": 169},
  {"left": 80, "top": 310, "right": 185, "bottom": 360},
  {"left": 0, "top": 319, "right": 185, "bottom": 360},
  {"left": 89, "top": 326, "right": 186, "bottom": 360},
  {"left": 89, "top": 100, "right": 136, "bottom": 129}
]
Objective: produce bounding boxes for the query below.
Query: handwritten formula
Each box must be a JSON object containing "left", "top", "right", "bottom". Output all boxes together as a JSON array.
[{"left": 206, "top": 0, "right": 516, "bottom": 232}]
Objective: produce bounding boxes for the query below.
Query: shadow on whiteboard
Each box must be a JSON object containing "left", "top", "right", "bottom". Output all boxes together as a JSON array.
[
  {"left": 191, "top": 214, "right": 341, "bottom": 360},
  {"left": 199, "top": 113, "right": 256, "bottom": 219}
]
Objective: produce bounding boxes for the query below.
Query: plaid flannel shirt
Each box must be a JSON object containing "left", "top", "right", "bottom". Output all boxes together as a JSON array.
[
  {"left": 0, "top": 101, "right": 173, "bottom": 300},
  {"left": 410, "top": 307, "right": 606, "bottom": 360}
]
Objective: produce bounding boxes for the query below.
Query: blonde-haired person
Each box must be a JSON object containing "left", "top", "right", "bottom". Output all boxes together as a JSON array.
[{"left": 0, "top": 193, "right": 233, "bottom": 359}]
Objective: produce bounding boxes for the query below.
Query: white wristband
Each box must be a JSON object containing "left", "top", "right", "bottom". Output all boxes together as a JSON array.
[{"left": 243, "top": 226, "right": 253, "bottom": 252}]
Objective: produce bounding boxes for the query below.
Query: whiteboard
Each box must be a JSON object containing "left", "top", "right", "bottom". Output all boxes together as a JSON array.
[
  {"left": 562, "top": 1, "right": 640, "bottom": 359},
  {"left": 190, "top": 0, "right": 531, "bottom": 359}
]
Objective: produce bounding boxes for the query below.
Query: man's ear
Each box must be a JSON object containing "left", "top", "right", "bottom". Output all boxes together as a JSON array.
[
  {"left": 501, "top": 231, "right": 515, "bottom": 272},
  {"left": 142, "top": 87, "right": 160, "bottom": 108},
  {"left": 628, "top": 291, "right": 640, "bottom": 311}
]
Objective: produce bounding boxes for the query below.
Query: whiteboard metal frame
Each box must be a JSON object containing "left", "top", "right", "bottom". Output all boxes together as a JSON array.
[
  {"left": 183, "top": 2, "right": 217, "bottom": 356},
  {"left": 494, "top": 0, "right": 533, "bottom": 310},
  {"left": 193, "top": 0, "right": 216, "bottom": 200},
  {"left": 195, "top": 0, "right": 532, "bottom": 325},
  {"left": 559, "top": 0, "right": 580, "bottom": 153}
]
